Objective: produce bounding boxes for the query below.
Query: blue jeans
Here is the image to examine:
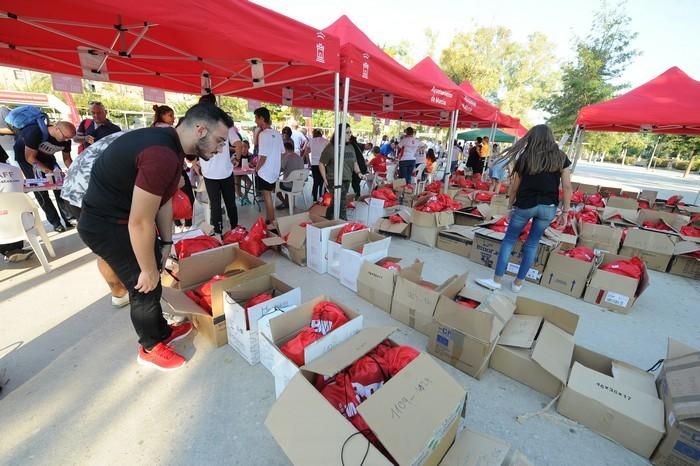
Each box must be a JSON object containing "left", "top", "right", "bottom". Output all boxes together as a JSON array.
[
  {"left": 399, "top": 160, "right": 415, "bottom": 185},
  {"left": 495, "top": 204, "right": 557, "bottom": 280}
]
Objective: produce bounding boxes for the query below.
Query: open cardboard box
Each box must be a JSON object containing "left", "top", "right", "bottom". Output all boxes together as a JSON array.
[
  {"left": 489, "top": 297, "right": 579, "bottom": 398},
  {"left": 437, "top": 225, "right": 477, "bottom": 258},
  {"left": 637, "top": 209, "right": 691, "bottom": 237},
  {"left": 265, "top": 327, "right": 468, "bottom": 466},
  {"left": 652, "top": 338, "right": 700, "bottom": 466},
  {"left": 410, "top": 196, "right": 456, "bottom": 248},
  {"left": 543, "top": 220, "right": 579, "bottom": 251},
  {"left": 639, "top": 190, "right": 659, "bottom": 205},
  {"left": 668, "top": 241, "right": 700, "bottom": 280},
  {"left": 262, "top": 212, "right": 322, "bottom": 266},
  {"left": 602, "top": 196, "right": 639, "bottom": 226},
  {"left": 223, "top": 274, "right": 301, "bottom": 365},
  {"left": 599, "top": 186, "right": 623, "bottom": 197},
  {"left": 326, "top": 227, "right": 390, "bottom": 282},
  {"left": 259, "top": 295, "right": 364, "bottom": 398},
  {"left": 541, "top": 245, "right": 596, "bottom": 298},
  {"left": 574, "top": 182, "right": 599, "bottom": 195},
  {"left": 441, "top": 428, "right": 534, "bottom": 466},
  {"left": 353, "top": 196, "right": 400, "bottom": 226},
  {"left": 161, "top": 244, "right": 275, "bottom": 347},
  {"left": 583, "top": 252, "right": 650, "bottom": 314},
  {"left": 375, "top": 207, "right": 412, "bottom": 238},
  {"left": 578, "top": 222, "right": 623, "bottom": 254},
  {"left": 357, "top": 258, "right": 423, "bottom": 313},
  {"left": 306, "top": 219, "right": 347, "bottom": 274},
  {"left": 619, "top": 228, "right": 678, "bottom": 272},
  {"left": 391, "top": 268, "right": 468, "bottom": 336},
  {"left": 429, "top": 286, "right": 516, "bottom": 379}
]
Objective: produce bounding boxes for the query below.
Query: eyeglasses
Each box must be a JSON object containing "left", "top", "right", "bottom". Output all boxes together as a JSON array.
[{"left": 55, "top": 126, "right": 68, "bottom": 141}]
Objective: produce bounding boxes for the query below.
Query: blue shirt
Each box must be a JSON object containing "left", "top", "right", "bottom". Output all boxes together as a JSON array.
[{"left": 379, "top": 142, "right": 392, "bottom": 156}]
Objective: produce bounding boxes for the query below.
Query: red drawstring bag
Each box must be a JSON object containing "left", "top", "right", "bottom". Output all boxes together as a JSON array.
[
  {"left": 488, "top": 217, "right": 509, "bottom": 233},
  {"left": 415, "top": 193, "right": 461, "bottom": 213},
  {"left": 175, "top": 235, "right": 222, "bottom": 259},
  {"left": 280, "top": 327, "right": 322, "bottom": 366},
  {"left": 321, "top": 192, "right": 332, "bottom": 206},
  {"left": 381, "top": 261, "right": 401, "bottom": 271},
  {"left": 451, "top": 177, "right": 473, "bottom": 189},
  {"left": 425, "top": 180, "right": 443, "bottom": 193},
  {"left": 666, "top": 195, "right": 682, "bottom": 206},
  {"left": 680, "top": 225, "right": 700, "bottom": 238},
  {"left": 311, "top": 301, "right": 349, "bottom": 335},
  {"left": 195, "top": 274, "right": 228, "bottom": 313},
  {"left": 642, "top": 221, "right": 673, "bottom": 232},
  {"left": 474, "top": 178, "right": 490, "bottom": 191},
  {"left": 384, "top": 346, "right": 420, "bottom": 377},
  {"left": 172, "top": 189, "right": 193, "bottom": 220},
  {"left": 185, "top": 290, "right": 208, "bottom": 312},
  {"left": 498, "top": 184, "right": 508, "bottom": 194},
  {"left": 576, "top": 207, "right": 600, "bottom": 225},
  {"left": 243, "top": 293, "right": 273, "bottom": 330},
  {"left": 388, "top": 214, "right": 405, "bottom": 224},
  {"left": 455, "top": 296, "right": 481, "bottom": 308},
  {"left": 321, "top": 373, "right": 381, "bottom": 445},
  {"left": 456, "top": 169, "right": 465, "bottom": 176},
  {"left": 222, "top": 226, "right": 248, "bottom": 245},
  {"left": 474, "top": 191, "right": 494, "bottom": 203},
  {"left": 586, "top": 193, "right": 605, "bottom": 207},
  {"left": 371, "top": 187, "right": 398, "bottom": 207},
  {"left": 336, "top": 223, "right": 367, "bottom": 243},
  {"left": 560, "top": 247, "right": 595, "bottom": 262},
  {"left": 348, "top": 354, "right": 388, "bottom": 400},
  {"left": 239, "top": 217, "right": 269, "bottom": 257},
  {"left": 600, "top": 257, "right": 645, "bottom": 280},
  {"left": 571, "top": 191, "right": 585, "bottom": 204},
  {"left": 638, "top": 199, "right": 650, "bottom": 209}
]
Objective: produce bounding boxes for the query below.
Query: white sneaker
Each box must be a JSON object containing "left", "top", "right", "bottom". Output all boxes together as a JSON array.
[
  {"left": 6, "top": 249, "right": 34, "bottom": 263},
  {"left": 111, "top": 293, "right": 130, "bottom": 308},
  {"left": 476, "top": 278, "right": 502, "bottom": 290},
  {"left": 511, "top": 281, "right": 523, "bottom": 293}
]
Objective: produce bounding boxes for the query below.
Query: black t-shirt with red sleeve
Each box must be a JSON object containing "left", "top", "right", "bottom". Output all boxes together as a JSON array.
[{"left": 82, "top": 127, "right": 184, "bottom": 223}]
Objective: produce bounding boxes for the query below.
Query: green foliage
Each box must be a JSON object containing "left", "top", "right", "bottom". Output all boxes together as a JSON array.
[
  {"left": 382, "top": 40, "right": 415, "bottom": 67},
  {"left": 653, "top": 158, "right": 670, "bottom": 168},
  {"left": 671, "top": 159, "right": 700, "bottom": 171}
]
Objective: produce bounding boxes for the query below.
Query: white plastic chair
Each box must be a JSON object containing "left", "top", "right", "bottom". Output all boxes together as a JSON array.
[
  {"left": 412, "top": 163, "right": 426, "bottom": 185},
  {"left": 0, "top": 192, "right": 56, "bottom": 272},
  {"left": 275, "top": 168, "right": 310, "bottom": 216}
]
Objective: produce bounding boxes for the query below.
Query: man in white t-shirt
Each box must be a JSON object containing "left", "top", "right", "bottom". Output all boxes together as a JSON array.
[
  {"left": 0, "top": 147, "right": 34, "bottom": 262},
  {"left": 290, "top": 122, "right": 307, "bottom": 155},
  {"left": 397, "top": 127, "right": 425, "bottom": 185},
  {"left": 254, "top": 107, "right": 283, "bottom": 224},
  {"left": 304, "top": 128, "right": 328, "bottom": 202}
]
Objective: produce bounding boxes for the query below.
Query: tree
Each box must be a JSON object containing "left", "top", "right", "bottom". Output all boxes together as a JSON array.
[
  {"left": 540, "top": 2, "right": 640, "bottom": 136},
  {"left": 424, "top": 28, "right": 439, "bottom": 59},
  {"left": 382, "top": 40, "right": 415, "bottom": 67}
]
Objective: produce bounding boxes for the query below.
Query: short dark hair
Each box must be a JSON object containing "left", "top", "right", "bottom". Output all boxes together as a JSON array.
[
  {"left": 283, "top": 140, "right": 295, "bottom": 152},
  {"left": 199, "top": 93, "right": 216, "bottom": 105},
  {"left": 243, "top": 140, "right": 250, "bottom": 146},
  {"left": 254, "top": 107, "right": 271, "bottom": 124},
  {"left": 312, "top": 128, "right": 322, "bottom": 138},
  {"left": 476, "top": 137, "right": 483, "bottom": 143},
  {"left": 405, "top": 127, "right": 414, "bottom": 136},
  {"left": 181, "top": 103, "right": 233, "bottom": 129},
  {"left": 372, "top": 146, "right": 380, "bottom": 154},
  {"left": 282, "top": 126, "right": 292, "bottom": 138}
]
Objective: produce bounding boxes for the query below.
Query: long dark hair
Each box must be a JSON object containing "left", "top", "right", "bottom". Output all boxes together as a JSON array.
[
  {"left": 152, "top": 104, "right": 174, "bottom": 126},
  {"left": 496, "top": 124, "right": 566, "bottom": 175}
]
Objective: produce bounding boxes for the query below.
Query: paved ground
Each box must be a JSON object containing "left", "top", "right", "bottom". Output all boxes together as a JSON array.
[{"left": 1, "top": 191, "right": 699, "bottom": 466}]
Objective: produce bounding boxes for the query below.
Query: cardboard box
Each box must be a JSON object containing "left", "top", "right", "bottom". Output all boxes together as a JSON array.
[
  {"left": 337, "top": 231, "right": 392, "bottom": 292},
  {"left": 391, "top": 268, "right": 468, "bottom": 336},
  {"left": 620, "top": 228, "right": 677, "bottom": 272},
  {"left": 306, "top": 219, "right": 347, "bottom": 274},
  {"left": 602, "top": 196, "right": 639, "bottom": 226},
  {"left": 453, "top": 203, "right": 509, "bottom": 227},
  {"left": 579, "top": 222, "right": 623, "bottom": 254},
  {"left": 353, "top": 197, "right": 396, "bottom": 225},
  {"left": 583, "top": 252, "right": 650, "bottom": 314},
  {"left": 599, "top": 186, "right": 623, "bottom": 197},
  {"left": 263, "top": 212, "right": 320, "bottom": 266},
  {"left": 161, "top": 245, "right": 275, "bottom": 347},
  {"left": 575, "top": 182, "right": 599, "bottom": 195},
  {"left": 224, "top": 274, "right": 302, "bottom": 365},
  {"left": 429, "top": 287, "right": 516, "bottom": 379},
  {"left": 543, "top": 223, "right": 578, "bottom": 251},
  {"left": 441, "top": 428, "right": 534, "bottom": 466},
  {"left": 541, "top": 246, "right": 595, "bottom": 298},
  {"left": 490, "top": 297, "right": 579, "bottom": 398},
  {"left": 640, "top": 190, "right": 659, "bottom": 205},
  {"left": 410, "top": 197, "right": 455, "bottom": 247},
  {"left": 557, "top": 359, "right": 665, "bottom": 458},
  {"left": 637, "top": 209, "right": 691, "bottom": 237},
  {"left": 652, "top": 338, "right": 700, "bottom": 466},
  {"left": 669, "top": 241, "right": 700, "bottom": 280},
  {"left": 357, "top": 258, "right": 423, "bottom": 313},
  {"left": 265, "top": 327, "right": 468, "bottom": 466},
  {"left": 375, "top": 207, "right": 412, "bottom": 238},
  {"left": 437, "top": 225, "right": 477, "bottom": 258},
  {"left": 260, "top": 295, "right": 364, "bottom": 397}
]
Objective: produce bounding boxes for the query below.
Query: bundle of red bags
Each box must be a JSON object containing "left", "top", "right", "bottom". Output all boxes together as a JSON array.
[
  {"left": 172, "top": 189, "right": 193, "bottom": 220},
  {"left": 424, "top": 180, "right": 443, "bottom": 193},
  {"left": 451, "top": 177, "right": 474, "bottom": 189},
  {"left": 336, "top": 223, "right": 367, "bottom": 243},
  {"left": 666, "top": 195, "right": 683, "bottom": 206},
  {"left": 414, "top": 193, "right": 461, "bottom": 213},
  {"left": 175, "top": 235, "right": 222, "bottom": 260},
  {"left": 280, "top": 301, "right": 350, "bottom": 366},
  {"left": 550, "top": 211, "right": 576, "bottom": 235},
  {"left": 388, "top": 214, "right": 405, "bottom": 224},
  {"left": 571, "top": 190, "right": 585, "bottom": 204},
  {"left": 473, "top": 177, "right": 490, "bottom": 191},
  {"left": 642, "top": 221, "right": 673, "bottom": 232},
  {"left": 559, "top": 246, "right": 595, "bottom": 262},
  {"left": 576, "top": 206, "right": 600, "bottom": 225},
  {"left": 185, "top": 274, "right": 227, "bottom": 314},
  {"left": 586, "top": 193, "right": 605, "bottom": 207},
  {"left": 474, "top": 191, "right": 494, "bottom": 203},
  {"left": 680, "top": 225, "right": 700, "bottom": 238},
  {"left": 600, "top": 256, "right": 645, "bottom": 280},
  {"left": 239, "top": 217, "right": 269, "bottom": 257},
  {"left": 381, "top": 261, "right": 401, "bottom": 271},
  {"left": 488, "top": 217, "right": 531, "bottom": 240},
  {"left": 222, "top": 226, "right": 248, "bottom": 245},
  {"left": 372, "top": 187, "right": 398, "bottom": 207}
]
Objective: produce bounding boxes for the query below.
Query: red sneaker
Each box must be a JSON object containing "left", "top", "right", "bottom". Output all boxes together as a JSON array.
[
  {"left": 163, "top": 322, "right": 193, "bottom": 346},
  {"left": 137, "top": 343, "right": 186, "bottom": 371}
]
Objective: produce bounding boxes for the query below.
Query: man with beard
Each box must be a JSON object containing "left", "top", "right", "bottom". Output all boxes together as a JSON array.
[{"left": 78, "top": 103, "right": 233, "bottom": 371}]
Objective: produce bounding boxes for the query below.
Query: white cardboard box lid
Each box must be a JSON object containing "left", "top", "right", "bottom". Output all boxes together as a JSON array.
[
  {"left": 531, "top": 321, "right": 576, "bottom": 383},
  {"left": 440, "top": 428, "right": 510, "bottom": 466},
  {"left": 499, "top": 315, "right": 544, "bottom": 349}
]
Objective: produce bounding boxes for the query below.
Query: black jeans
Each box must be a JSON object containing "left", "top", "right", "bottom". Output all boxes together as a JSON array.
[
  {"left": 0, "top": 241, "right": 24, "bottom": 255},
  {"left": 399, "top": 160, "right": 416, "bottom": 185},
  {"left": 204, "top": 174, "right": 238, "bottom": 234},
  {"left": 311, "top": 165, "right": 324, "bottom": 201},
  {"left": 78, "top": 211, "right": 171, "bottom": 350},
  {"left": 351, "top": 172, "right": 361, "bottom": 200},
  {"left": 174, "top": 170, "right": 194, "bottom": 228},
  {"left": 17, "top": 159, "right": 72, "bottom": 228},
  {"left": 326, "top": 180, "right": 350, "bottom": 220}
]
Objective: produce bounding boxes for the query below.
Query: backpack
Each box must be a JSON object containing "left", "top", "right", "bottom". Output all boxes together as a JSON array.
[
  {"left": 77, "top": 118, "right": 93, "bottom": 154},
  {"left": 4, "top": 106, "right": 50, "bottom": 141}
]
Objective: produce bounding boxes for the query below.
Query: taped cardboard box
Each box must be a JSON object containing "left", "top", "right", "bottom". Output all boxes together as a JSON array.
[
  {"left": 265, "top": 327, "right": 468, "bottom": 466},
  {"left": 357, "top": 258, "right": 423, "bottom": 313},
  {"left": 306, "top": 219, "right": 347, "bottom": 274},
  {"left": 541, "top": 246, "right": 595, "bottom": 298},
  {"left": 557, "top": 358, "right": 665, "bottom": 458},
  {"left": 602, "top": 196, "right": 639, "bottom": 226},
  {"left": 161, "top": 245, "right": 275, "bottom": 347},
  {"left": 652, "top": 338, "right": 700, "bottom": 466},
  {"left": 579, "top": 222, "right": 623, "bottom": 254},
  {"left": 224, "top": 274, "right": 302, "bottom": 365},
  {"left": 391, "top": 269, "right": 468, "bottom": 336},
  {"left": 376, "top": 208, "right": 412, "bottom": 238},
  {"left": 259, "top": 295, "right": 364, "bottom": 398},
  {"left": 490, "top": 297, "right": 579, "bottom": 398},
  {"left": 410, "top": 196, "right": 456, "bottom": 247},
  {"left": 429, "top": 287, "right": 516, "bottom": 379},
  {"left": 338, "top": 231, "right": 392, "bottom": 292},
  {"left": 669, "top": 241, "right": 700, "bottom": 280},
  {"left": 620, "top": 228, "right": 677, "bottom": 272},
  {"left": 583, "top": 252, "right": 650, "bottom": 314},
  {"left": 262, "top": 212, "right": 320, "bottom": 266},
  {"left": 437, "top": 225, "right": 477, "bottom": 258},
  {"left": 441, "top": 428, "right": 534, "bottom": 466}
]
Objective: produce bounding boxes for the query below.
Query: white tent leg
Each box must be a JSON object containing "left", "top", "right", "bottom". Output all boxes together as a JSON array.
[
  {"left": 571, "top": 129, "right": 585, "bottom": 173},
  {"left": 646, "top": 137, "right": 661, "bottom": 170},
  {"left": 332, "top": 73, "right": 340, "bottom": 219},
  {"left": 567, "top": 125, "right": 581, "bottom": 157},
  {"left": 334, "top": 76, "right": 350, "bottom": 220},
  {"left": 443, "top": 110, "right": 458, "bottom": 191}
]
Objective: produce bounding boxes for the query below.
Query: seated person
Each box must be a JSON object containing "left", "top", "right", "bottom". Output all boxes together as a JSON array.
[
  {"left": 367, "top": 146, "right": 387, "bottom": 176},
  {"left": 233, "top": 140, "right": 253, "bottom": 204},
  {"left": 276, "top": 140, "right": 304, "bottom": 210},
  {"left": 424, "top": 148, "right": 437, "bottom": 177}
]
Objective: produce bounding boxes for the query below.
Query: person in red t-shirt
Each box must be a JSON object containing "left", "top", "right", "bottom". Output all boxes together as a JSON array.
[{"left": 367, "top": 146, "right": 387, "bottom": 176}]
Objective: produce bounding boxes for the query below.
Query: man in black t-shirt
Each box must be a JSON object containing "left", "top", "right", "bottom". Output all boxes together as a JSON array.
[
  {"left": 14, "top": 121, "right": 76, "bottom": 232},
  {"left": 73, "top": 101, "right": 121, "bottom": 152}
]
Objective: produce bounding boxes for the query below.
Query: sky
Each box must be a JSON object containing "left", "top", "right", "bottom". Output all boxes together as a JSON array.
[{"left": 255, "top": 0, "right": 700, "bottom": 90}]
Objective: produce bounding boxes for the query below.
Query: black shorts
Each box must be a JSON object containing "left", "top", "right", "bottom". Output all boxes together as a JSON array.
[{"left": 256, "top": 175, "right": 275, "bottom": 192}]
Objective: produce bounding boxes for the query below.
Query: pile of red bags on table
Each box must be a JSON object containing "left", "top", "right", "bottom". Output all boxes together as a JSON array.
[
  {"left": 666, "top": 195, "right": 683, "bottom": 206},
  {"left": 425, "top": 180, "right": 443, "bottom": 193},
  {"left": 474, "top": 191, "right": 494, "bottom": 203},
  {"left": 381, "top": 261, "right": 401, "bottom": 271},
  {"left": 559, "top": 247, "right": 595, "bottom": 262},
  {"left": 175, "top": 235, "right": 222, "bottom": 260},
  {"left": 185, "top": 274, "right": 228, "bottom": 314},
  {"left": 642, "top": 221, "right": 673, "bottom": 232},
  {"left": 172, "top": 189, "right": 193, "bottom": 220},
  {"left": 242, "top": 293, "right": 273, "bottom": 330},
  {"left": 456, "top": 296, "right": 481, "bottom": 309},
  {"left": 414, "top": 193, "right": 461, "bottom": 213},
  {"left": 586, "top": 193, "right": 605, "bottom": 207},
  {"left": 571, "top": 190, "right": 585, "bottom": 204},
  {"left": 223, "top": 226, "right": 248, "bottom": 245},
  {"left": 336, "top": 223, "right": 368, "bottom": 243},
  {"left": 600, "top": 256, "right": 645, "bottom": 280},
  {"left": 473, "top": 177, "right": 490, "bottom": 191},
  {"left": 388, "top": 214, "right": 405, "bottom": 224},
  {"left": 239, "top": 217, "right": 269, "bottom": 257},
  {"left": 451, "top": 177, "right": 474, "bottom": 189},
  {"left": 372, "top": 187, "right": 398, "bottom": 207},
  {"left": 280, "top": 301, "right": 350, "bottom": 366},
  {"left": 680, "top": 225, "right": 700, "bottom": 238},
  {"left": 576, "top": 206, "right": 600, "bottom": 225}
]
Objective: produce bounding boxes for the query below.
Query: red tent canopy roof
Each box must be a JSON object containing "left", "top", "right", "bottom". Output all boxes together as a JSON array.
[{"left": 576, "top": 67, "right": 700, "bottom": 134}]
